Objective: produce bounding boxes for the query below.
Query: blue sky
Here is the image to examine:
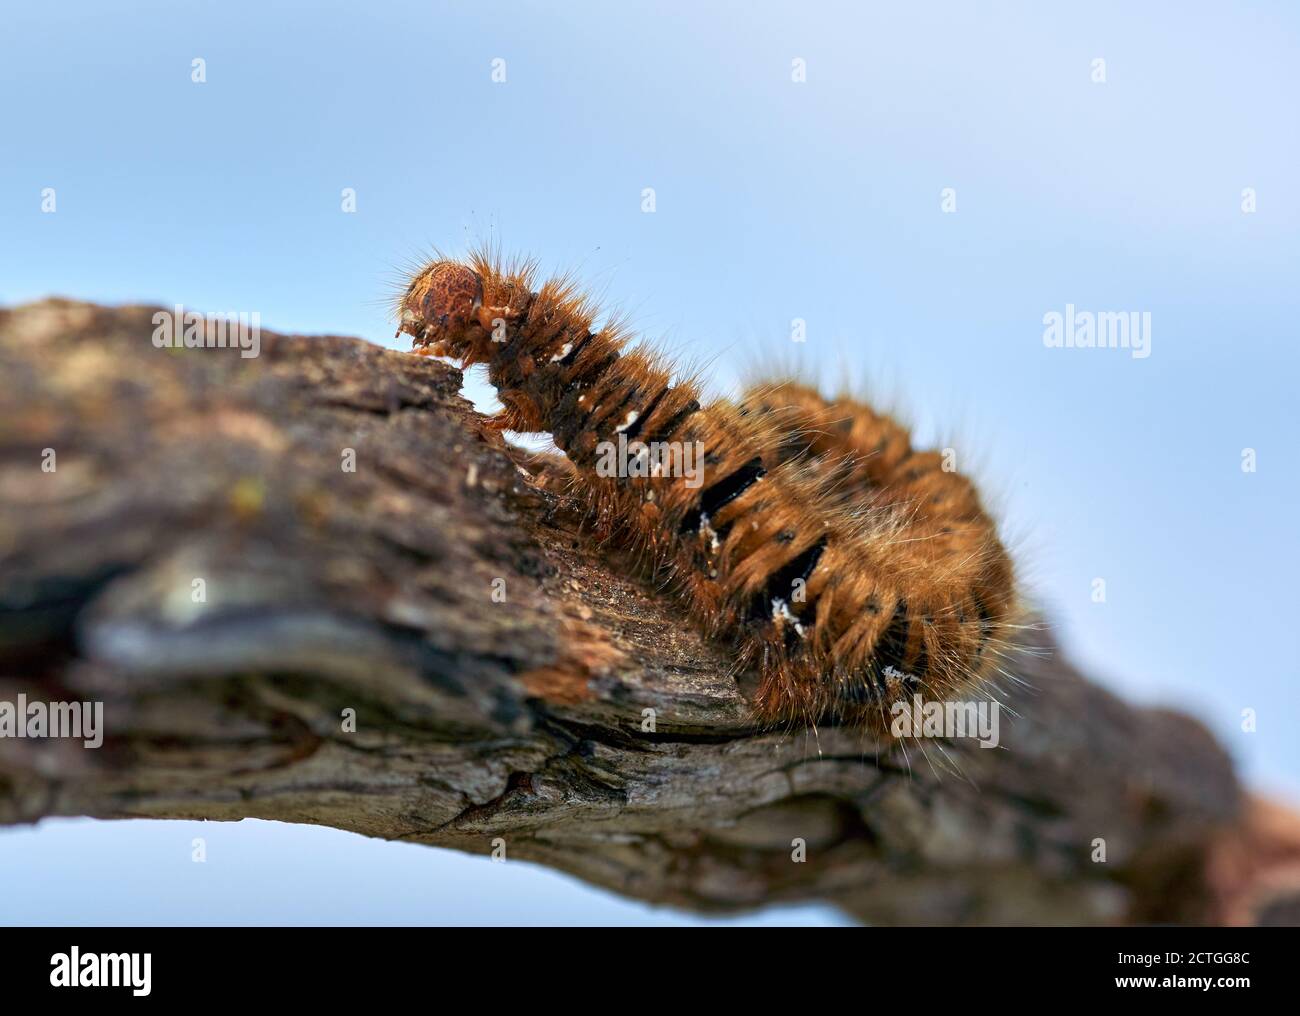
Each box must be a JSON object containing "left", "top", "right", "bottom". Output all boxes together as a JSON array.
[{"left": 1, "top": 1, "right": 1296, "bottom": 924}]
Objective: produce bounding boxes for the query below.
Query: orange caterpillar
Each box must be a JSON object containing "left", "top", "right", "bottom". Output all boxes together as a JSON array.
[{"left": 395, "top": 249, "right": 1019, "bottom": 733}]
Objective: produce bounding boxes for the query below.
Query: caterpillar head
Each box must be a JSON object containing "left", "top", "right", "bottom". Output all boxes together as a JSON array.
[{"left": 396, "top": 261, "right": 520, "bottom": 365}]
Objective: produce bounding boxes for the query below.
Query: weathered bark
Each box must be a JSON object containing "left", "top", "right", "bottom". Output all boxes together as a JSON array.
[{"left": 0, "top": 299, "right": 1294, "bottom": 925}]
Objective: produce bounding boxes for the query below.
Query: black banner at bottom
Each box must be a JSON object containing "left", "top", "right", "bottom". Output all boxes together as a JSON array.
[{"left": 0, "top": 925, "right": 1281, "bottom": 1003}]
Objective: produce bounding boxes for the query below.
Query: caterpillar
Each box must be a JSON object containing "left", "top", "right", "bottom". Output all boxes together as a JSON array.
[{"left": 395, "top": 248, "right": 1020, "bottom": 735}]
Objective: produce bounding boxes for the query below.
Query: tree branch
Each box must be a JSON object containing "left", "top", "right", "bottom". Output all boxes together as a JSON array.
[{"left": 1, "top": 299, "right": 1294, "bottom": 925}]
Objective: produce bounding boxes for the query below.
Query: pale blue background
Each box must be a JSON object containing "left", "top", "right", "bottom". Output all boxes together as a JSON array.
[{"left": 1, "top": 1, "right": 1296, "bottom": 924}]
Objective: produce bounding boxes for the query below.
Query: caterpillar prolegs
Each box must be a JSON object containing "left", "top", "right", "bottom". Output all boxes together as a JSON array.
[{"left": 395, "top": 250, "right": 1020, "bottom": 734}]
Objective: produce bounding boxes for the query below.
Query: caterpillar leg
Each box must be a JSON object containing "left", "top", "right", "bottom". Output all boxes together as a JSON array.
[{"left": 511, "top": 448, "right": 581, "bottom": 495}]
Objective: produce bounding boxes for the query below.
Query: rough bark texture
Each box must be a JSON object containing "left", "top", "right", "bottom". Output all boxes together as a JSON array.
[{"left": 1, "top": 299, "right": 1295, "bottom": 925}]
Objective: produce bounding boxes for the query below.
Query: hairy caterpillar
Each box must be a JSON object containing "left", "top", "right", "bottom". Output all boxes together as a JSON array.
[{"left": 395, "top": 249, "right": 1019, "bottom": 734}]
